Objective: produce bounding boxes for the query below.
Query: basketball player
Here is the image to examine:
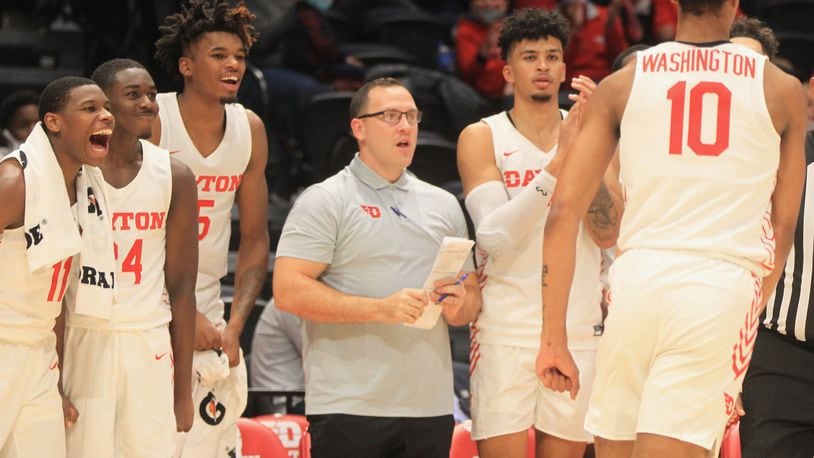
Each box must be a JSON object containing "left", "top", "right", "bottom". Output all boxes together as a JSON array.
[
  {"left": 729, "top": 16, "right": 779, "bottom": 60},
  {"left": 153, "top": 1, "right": 270, "bottom": 456},
  {"left": 0, "top": 76, "right": 113, "bottom": 457},
  {"left": 457, "top": 9, "right": 620, "bottom": 458},
  {"left": 58, "top": 59, "right": 198, "bottom": 457},
  {"left": 536, "top": 0, "right": 807, "bottom": 456}
]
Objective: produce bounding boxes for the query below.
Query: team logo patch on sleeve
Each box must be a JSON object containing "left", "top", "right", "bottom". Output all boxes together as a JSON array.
[{"left": 199, "top": 391, "right": 227, "bottom": 425}]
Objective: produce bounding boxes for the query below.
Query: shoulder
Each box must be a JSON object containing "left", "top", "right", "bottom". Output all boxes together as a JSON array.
[
  {"left": 169, "top": 156, "right": 195, "bottom": 182},
  {"left": 244, "top": 109, "right": 266, "bottom": 134},
  {"left": 0, "top": 159, "right": 25, "bottom": 228},
  {"left": 458, "top": 120, "right": 494, "bottom": 152},
  {"left": 765, "top": 62, "right": 805, "bottom": 99},
  {"left": 592, "top": 62, "right": 635, "bottom": 122}
]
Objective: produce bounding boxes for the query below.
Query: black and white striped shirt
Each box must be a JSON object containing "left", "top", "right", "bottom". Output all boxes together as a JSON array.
[{"left": 764, "top": 131, "right": 814, "bottom": 347}]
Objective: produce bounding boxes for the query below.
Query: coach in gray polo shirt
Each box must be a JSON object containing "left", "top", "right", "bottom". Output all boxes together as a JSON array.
[{"left": 274, "top": 77, "right": 482, "bottom": 458}]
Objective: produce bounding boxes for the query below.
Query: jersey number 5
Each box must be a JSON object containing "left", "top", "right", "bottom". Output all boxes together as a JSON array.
[
  {"left": 197, "top": 199, "right": 215, "bottom": 241},
  {"left": 667, "top": 81, "right": 732, "bottom": 157}
]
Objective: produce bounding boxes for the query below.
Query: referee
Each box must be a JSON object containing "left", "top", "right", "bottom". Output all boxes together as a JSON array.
[{"left": 740, "top": 76, "right": 814, "bottom": 457}]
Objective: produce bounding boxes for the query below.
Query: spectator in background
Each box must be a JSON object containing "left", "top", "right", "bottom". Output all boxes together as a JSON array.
[
  {"left": 514, "top": 0, "right": 557, "bottom": 10},
  {"left": 560, "top": 0, "right": 629, "bottom": 87},
  {"left": 455, "top": 0, "right": 510, "bottom": 104},
  {"left": 250, "top": 298, "right": 305, "bottom": 414},
  {"left": 252, "top": 0, "right": 365, "bottom": 198},
  {"left": 730, "top": 16, "right": 778, "bottom": 59},
  {"left": 0, "top": 90, "right": 39, "bottom": 157}
]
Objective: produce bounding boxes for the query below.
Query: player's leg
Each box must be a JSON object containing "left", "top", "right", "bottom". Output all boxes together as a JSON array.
[
  {"left": 634, "top": 254, "right": 756, "bottom": 454},
  {"left": 584, "top": 250, "right": 672, "bottom": 457},
  {"left": 117, "top": 326, "right": 175, "bottom": 457},
  {"left": 534, "top": 349, "right": 595, "bottom": 458},
  {"left": 471, "top": 344, "right": 539, "bottom": 458},
  {"left": 63, "top": 328, "right": 115, "bottom": 458},
  {"left": 0, "top": 342, "right": 31, "bottom": 453},
  {"left": 1, "top": 337, "right": 65, "bottom": 458},
  {"left": 593, "top": 437, "right": 634, "bottom": 458}
]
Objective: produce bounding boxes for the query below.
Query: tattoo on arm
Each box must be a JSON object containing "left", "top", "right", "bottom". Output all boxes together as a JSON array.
[
  {"left": 542, "top": 264, "right": 549, "bottom": 288},
  {"left": 586, "top": 183, "right": 618, "bottom": 240}
]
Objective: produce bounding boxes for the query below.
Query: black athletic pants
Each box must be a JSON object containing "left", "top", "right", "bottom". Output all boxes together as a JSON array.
[
  {"left": 306, "top": 413, "right": 454, "bottom": 458},
  {"left": 741, "top": 328, "right": 814, "bottom": 457}
]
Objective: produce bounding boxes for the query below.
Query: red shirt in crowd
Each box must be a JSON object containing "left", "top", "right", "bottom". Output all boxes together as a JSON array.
[
  {"left": 455, "top": 17, "right": 506, "bottom": 101},
  {"left": 564, "top": 2, "right": 629, "bottom": 84}
]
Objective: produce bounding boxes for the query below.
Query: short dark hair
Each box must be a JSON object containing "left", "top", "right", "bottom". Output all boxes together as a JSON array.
[
  {"left": 730, "top": 17, "right": 779, "bottom": 60},
  {"left": 677, "top": 0, "right": 727, "bottom": 16},
  {"left": 498, "top": 8, "right": 570, "bottom": 61},
  {"left": 155, "top": 0, "right": 258, "bottom": 81},
  {"left": 38, "top": 76, "right": 96, "bottom": 123},
  {"left": 611, "top": 44, "right": 650, "bottom": 72},
  {"left": 0, "top": 90, "right": 39, "bottom": 128},
  {"left": 349, "top": 77, "right": 407, "bottom": 119},
  {"left": 91, "top": 58, "right": 147, "bottom": 91}
]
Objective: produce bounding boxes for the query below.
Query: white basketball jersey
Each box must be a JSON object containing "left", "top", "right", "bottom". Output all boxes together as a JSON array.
[
  {"left": 619, "top": 42, "right": 779, "bottom": 274},
  {"left": 476, "top": 112, "right": 603, "bottom": 349},
  {"left": 156, "top": 93, "right": 251, "bottom": 324},
  {"left": 0, "top": 227, "right": 74, "bottom": 344},
  {"left": 66, "top": 140, "right": 173, "bottom": 330}
]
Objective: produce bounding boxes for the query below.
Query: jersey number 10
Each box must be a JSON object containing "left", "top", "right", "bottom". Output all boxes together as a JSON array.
[{"left": 667, "top": 81, "right": 732, "bottom": 157}]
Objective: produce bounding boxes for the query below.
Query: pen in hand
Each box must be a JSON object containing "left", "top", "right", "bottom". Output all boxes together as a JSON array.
[{"left": 435, "top": 273, "right": 470, "bottom": 304}]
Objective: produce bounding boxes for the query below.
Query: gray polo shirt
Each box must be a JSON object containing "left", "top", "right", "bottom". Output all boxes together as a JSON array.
[{"left": 276, "top": 154, "right": 472, "bottom": 417}]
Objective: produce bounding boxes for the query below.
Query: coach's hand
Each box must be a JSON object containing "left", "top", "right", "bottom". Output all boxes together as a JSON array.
[
  {"left": 377, "top": 289, "right": 429, "bottom": 324},
  {"left": 62, "top": 395, "right": 79, "bottom": 428},
  {"left": 221, "top": 325, "right": 241, "bottom": 367},
  {"left": 536, "top": 344, "right": 580, "bottom": 400},
  {"left": 433, "top": 277, "right": 467, "bottom": 323},
  {"left": 175, "top": 395, "right": 194, "bottom": 432},
  {"left": 195, "top": 312, "right": 222, "bottom": 351}
]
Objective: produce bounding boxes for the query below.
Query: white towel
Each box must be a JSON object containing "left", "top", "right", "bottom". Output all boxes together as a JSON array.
[
  {"left": 73, "top": 164, "right": 116, "bottom": 319},
  {"left": 194, "top": 350, "right": 231, "bottom": 387},
  {"left": 1, "top": 124, "right": 82, "bottom": 272}
]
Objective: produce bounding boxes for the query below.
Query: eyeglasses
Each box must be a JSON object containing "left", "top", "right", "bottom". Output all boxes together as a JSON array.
[{"left": 356, "top": 109, "right": 422, "bottom": 125}]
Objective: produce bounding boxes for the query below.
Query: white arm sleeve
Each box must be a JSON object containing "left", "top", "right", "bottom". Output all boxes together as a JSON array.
[{"left": 465, "top": 170, "right": 557, "bottom": 258}]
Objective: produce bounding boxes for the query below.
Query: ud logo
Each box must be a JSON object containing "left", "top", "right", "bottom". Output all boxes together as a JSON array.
[
  {"left": 19, "top": 150, "right": 28, "bottom": 169},
  {"left": 360, "top": 205, "right": 381, "bottom": 218},
  {"left": 199, "top": 391, "right": 226, "bottom": 426},
  {"left": 24, "top": 223, "right": 44, "bottom": 249}
]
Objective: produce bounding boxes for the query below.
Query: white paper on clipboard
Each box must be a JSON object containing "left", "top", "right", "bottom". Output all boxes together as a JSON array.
[{"left": 405, "top": 236, "right": 475, "bottom": 330}]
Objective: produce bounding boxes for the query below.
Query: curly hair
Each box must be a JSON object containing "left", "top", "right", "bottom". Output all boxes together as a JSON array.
[
  {"left": 677, "top": 0, "right": 727, "bottom": 16},
  {"left": 730, "top": 17, "right": 779, "bottom": 60},
  {"left": 154, "top": 0, "right": 258, "bottom": 81},
  {"left": 499, "top": 8, "right": 570, "bottom": 61}
]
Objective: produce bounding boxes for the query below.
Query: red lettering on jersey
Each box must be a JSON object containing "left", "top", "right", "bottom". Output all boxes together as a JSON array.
[
  {"left": 112, "top": 212, "right": 167, "bottom": 231},
  {"left": 504, "top": 170, "right": 521, "bottom": 188},
  {"left": 522, "top": 169, "right": 541, "bottom": 187},
  {"left": 504, "top": 169, "right": 542, "bottom": 188},
  {"left": 196, "top": 174, "right": 243, "bottom": 192},
  {"left": 196, "top": 175, "right": 216, "bottom": 192},
  {"left": 642, "top": 53, "right": 665, "bottom": 73},
  {"left": 642, "top": 49, "right": 756, "bottom": 78},
  {"left": 360, "top": 205, "right": 381, "bottom": 218}
]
